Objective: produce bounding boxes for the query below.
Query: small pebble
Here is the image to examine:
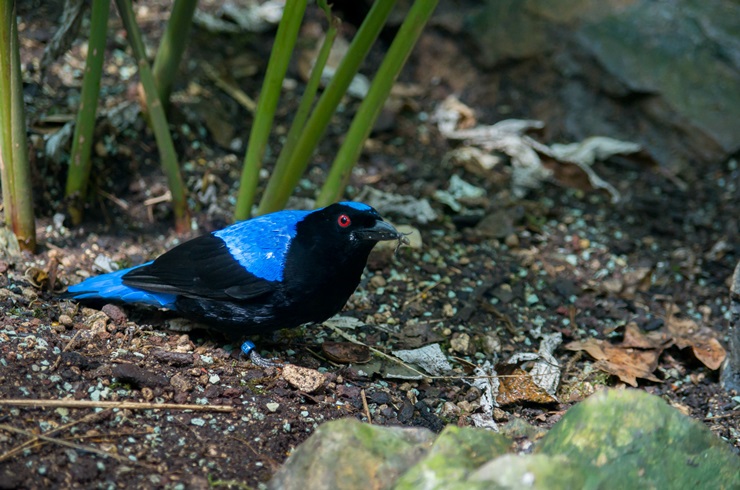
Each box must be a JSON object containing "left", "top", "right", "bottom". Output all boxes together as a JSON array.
[
  {"left": 505, "top": 233, "right": 520, "bottom": 248},
  {"left": 59, "top": 315, "right": 73, "bottom": 327},
  {"left": 450, "top": 333, "right": 471, "bottom": 354},
  {"left": 282, "top": 364, "right": 325, "bottom": 393}
]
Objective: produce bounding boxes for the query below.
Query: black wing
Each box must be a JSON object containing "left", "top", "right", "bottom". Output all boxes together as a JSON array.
[{"left": 122, "top": 234, "right": 277, "bottom": 301}]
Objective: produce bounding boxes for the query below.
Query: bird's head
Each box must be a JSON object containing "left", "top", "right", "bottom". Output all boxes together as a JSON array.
[{"left": 299, "top": 202, "right": 407, "bottom": 252}]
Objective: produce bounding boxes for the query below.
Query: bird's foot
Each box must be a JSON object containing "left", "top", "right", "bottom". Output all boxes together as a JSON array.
[{"left": 241, "top": 341, "right": 283, "bottom": 368}]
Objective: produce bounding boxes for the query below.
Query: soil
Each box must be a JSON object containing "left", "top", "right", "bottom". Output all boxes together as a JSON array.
[{"left": 1, "top": 2, "right": 738, "bottom": 489}]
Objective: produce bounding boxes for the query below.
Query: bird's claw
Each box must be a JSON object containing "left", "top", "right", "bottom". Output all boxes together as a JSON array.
[{"left": 241, "top": 341, "right": 283, "bottom": 368}]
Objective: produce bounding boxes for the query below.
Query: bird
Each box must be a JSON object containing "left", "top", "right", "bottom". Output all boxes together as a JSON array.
[{"left": 63, "top": 202, "right": 406, "bottom": 363}]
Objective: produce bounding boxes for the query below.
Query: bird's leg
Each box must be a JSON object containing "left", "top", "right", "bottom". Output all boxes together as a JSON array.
[{"left": 240, "top": 340, "right": 284, "bottom": 368}]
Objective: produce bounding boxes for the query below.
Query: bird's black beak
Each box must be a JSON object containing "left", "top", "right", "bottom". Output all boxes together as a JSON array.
[{"left": 355, "top": 220, "right": 403, "bottom": 242}]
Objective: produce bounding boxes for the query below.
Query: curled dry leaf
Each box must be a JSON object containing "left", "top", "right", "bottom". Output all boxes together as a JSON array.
[
  {"left": 565, "top": 335, "right": 662, "bottom": 387},
  {"left": 322, "top": 341, "right": 371, "bottom": 364},
  {"left": 495, "top": 363, "right": 558, "bottom": 405},
  {"left": 566, "top": 318, "right": 726, "bottom": 386},
  {"left": 665, "top": 313, "right": 726, "bottom": 370}
]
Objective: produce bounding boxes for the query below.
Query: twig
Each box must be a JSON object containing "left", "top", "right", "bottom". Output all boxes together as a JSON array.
[
  {"left": 0, "top": 409, "right": 111, "bottom": 462},
  {"left": 143, "top": 190, "right": 172, "bottom": 206},
  {"left": 51, "top": 328, "right": 83, "bottom": 371},
  {"left": 0, "top": 423, "right": 158, "bottom": 469},
  {"left": 0, "top": 399, "right": 235, "bottom": 412},
  {"left": 97, "top": 188, "right": 130, "bottom": 210},
  {"left": 403, "top": 279, "right": 443, "bottom": 307},
  {"left": 481, "top": 302, "right": 517, "bottom": 334},
  {"left": 325, "top": 325, "right": 536, "bottom": 382},
  {"left": 202, "top": 61, "right": 256, "bottom": 113},
  {"left": 360, "top": 389, "right": 372, "bottom": 424},
  {"left": 704, "top": 412, "right": 739, "bottom": 420},
  {"left": 325, "top": 324, "right": 429, "bottom": 379}
]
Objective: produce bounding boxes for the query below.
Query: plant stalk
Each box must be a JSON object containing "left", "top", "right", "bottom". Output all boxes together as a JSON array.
[
  {"left": 151, "top": 0, "right": 197, "bottom": 107},
  {"left": 116, "top": 0, "right": 190, "bottom": 232},
  {"left": 0, "top": 0, "right": 36, "bottom": 251},
  {"left": 316, "top": 0, "right": 439, "bottom": 206},
  {"left": 257, "top": 0, "right": 397, "bottom": 215},
  {"left": 233, "top": 0, "right": 308, "bottom": 221},
  {"left": 65, "top": 0, "right": 110, "bottom": 225},
  {"left": 266, "top": 0, "right": 339, "bottom": 211}
]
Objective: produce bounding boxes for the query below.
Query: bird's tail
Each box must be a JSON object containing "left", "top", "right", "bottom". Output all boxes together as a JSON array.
[{"left": 62, "top": 261, "right": 177, "bottom": 308}]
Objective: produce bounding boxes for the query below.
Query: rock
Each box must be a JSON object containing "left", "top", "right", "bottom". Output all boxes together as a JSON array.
[
  {"left": 112, "top": 363, "right": 169, "bottom": 388},
  {"left": 101, "top": 304, "right": 127, "bottom": 325},
  {"left": 464, "top": 0, "right": 740, "bottom": 170},
  {"left": 536, "top": 389, "right": 740, "bottom": 489},
  {"left": 475, "top": 210, "right": 514, "bottom": 239},
  {"left": 267, "top": 389, "right": 738, "bottom": 489},
  {"left": 58, "top": 314, "right": 74, "bottom": 327},
  {"left": 151, "top": 349, "right": 195, "bottom": 366},
  {"left": 282, "top": 364, "right": 325, "bottom": 393},
  {"left": 170, "top": 373, "right": 192, "bottom": 392},
  {"left": 470, "top": 453, "right": 586, "bottom": 488},
  {"left": 394, "top": 425, "right": 510, "bottom": 489},
  {"left": 268, "top": 419, "right": 435, "bottom": 490},
  {"left": 449, "top": 332, "right": 471, "bottom": 354},
  {"left": 720, "top": 259, "right": 740, "bottom": 391}
]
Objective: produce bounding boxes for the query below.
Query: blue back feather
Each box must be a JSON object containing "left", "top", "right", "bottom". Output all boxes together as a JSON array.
[
  {"left": 66, "top": 261, "right": 177, "bottom": 308},
  {"left": 214, "top": 210, "right": 310, "bottom": 282}
]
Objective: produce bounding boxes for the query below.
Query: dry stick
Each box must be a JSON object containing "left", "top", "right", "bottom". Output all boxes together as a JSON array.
[
  {"left": 704, "top": 412, "right": 739, "bottom": 420},
  {"left": 403, "top": 279, "right": 443, "bottom": 307},
  {"left": 51, "top": 328, "right": 83, "bottom": 371},
  {"left": 360, "top": 389, "right": 372, "bottom": 425},
  {"left": 0, "top": 424, "right": 158, "bottom": 470},
  {"left": 202, "top": 62, "right": 256, "bottom": 113},
  {"left": 97, "top": 188, "right": 130, "bottom": 210},
  {"left": 0, "top": 409, "right": 112, "bottom": 463},
  {"left": 0, "top": 399, "right": 235, "bottom": 412},
  {"left": 325, "top": 324, "right": 429, "bottom": 379},
  {"left": 325, "top": 325, "right": 532, "bottom": 381}
]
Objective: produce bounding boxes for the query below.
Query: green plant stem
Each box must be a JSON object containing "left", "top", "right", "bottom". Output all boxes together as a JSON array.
[
  {"left": 233, "top": 0, "right": 308, "bottom": 221},
  {"left": 0, "top": 0, "right": 36, "bottom": 251},
  {"left": 65, "top": 0, "right": 110, "bottom": 225},
  {"left": 151, "top": 0, "right": 197, "bottom": 107},
  {"left": 267, "top": 1, "right": 339, "bottom": 209},
  {"left": 116, "top": 0, "right": 190, "bottom": 232},
  {"left": 316, "top": 0, "right": 439, "bottom": 206},
  {"left": 257, "top": 0, "right": 397, "bottom": 216}
]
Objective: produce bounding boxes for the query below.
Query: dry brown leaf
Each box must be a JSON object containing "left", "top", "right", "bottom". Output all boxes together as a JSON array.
[
  {"left": 665, "top": 314, "right": 727, "bottom": 370},
  {"left": 495, "top": 364, "right": 557, "bottom": 405},
  {"left": 592, "top": 348, "right": 662, "bottom": 387},
  {"left": 321, "top": 342, "right": 371, "bottom": 364},
  {"left": 565, "top": 333, "right": 664, "bottom": 387},
  {"left": 564, "top": 338, "right": 608, "bottom": 361},
  {"left": 565, "top": 311, "right": 726, "bottom": 387},
  {"left": 593, "top": 267, "right": 654, "bottom": 299},
  {"left": 622, "top": 322, "right": 671, "bottom": 349}
]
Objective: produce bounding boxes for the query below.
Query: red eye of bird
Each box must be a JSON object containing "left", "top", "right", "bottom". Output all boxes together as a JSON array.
[{"left": 337, "top": 214, "right": 351, "bottom": 228}]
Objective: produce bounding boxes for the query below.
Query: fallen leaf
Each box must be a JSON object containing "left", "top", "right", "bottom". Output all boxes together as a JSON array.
[
  {"left": 665, "top": 314, "right": 727, "bottom": 370},
  {"left": 495, "top": 364, "right": 558, "bottom": 405},
  {"left": 322, "top": 342, "right": 371, "bottom": 364},
  {"left": 621, "top": 322, "right": 670, "bottom": 349},
  {"left": 392, "top": 344, "right": 452, "bottom": 376},
  {"left": 565, "top": 334, "right": 663, "bottom": 387}
]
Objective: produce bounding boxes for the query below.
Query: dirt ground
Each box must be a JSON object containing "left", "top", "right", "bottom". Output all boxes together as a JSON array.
[{"left": 1, "top": 2, "right": 738, "bottom": 488}]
